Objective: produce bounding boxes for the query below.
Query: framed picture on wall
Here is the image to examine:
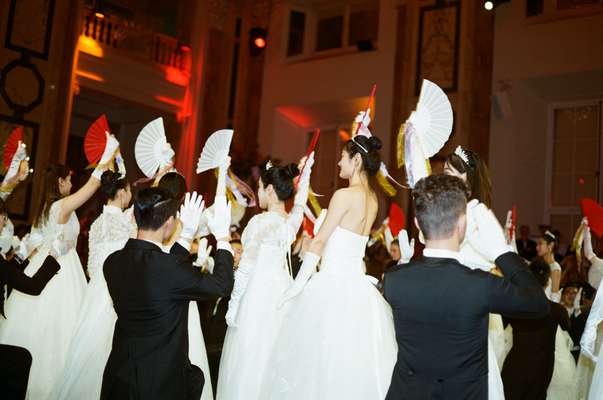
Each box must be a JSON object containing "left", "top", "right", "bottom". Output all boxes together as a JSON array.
[
  {"left": 415, "top": 2, "right": 460, "bottom": 95},
  {"left": 0, "top": 116, "right": 39, "bottom": 220}
]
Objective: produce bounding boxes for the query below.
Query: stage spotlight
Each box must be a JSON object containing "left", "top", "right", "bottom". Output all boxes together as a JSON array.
[
  {"left": 484, "top": 0, "right": 511, "bottom": 11},
  {"left": 249, "top": 27, "right": 268, "bottom": 57}
]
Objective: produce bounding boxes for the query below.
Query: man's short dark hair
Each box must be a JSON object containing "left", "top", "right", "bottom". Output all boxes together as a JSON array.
[
  {"left": 529, "top": 258, "right": 551, "bottom": 288},
  {"left": 412, "top": 174, "right": 469, "bottom": 240},
  {"left": 134, "top": 187, "right": 179, "bottom": 231}
]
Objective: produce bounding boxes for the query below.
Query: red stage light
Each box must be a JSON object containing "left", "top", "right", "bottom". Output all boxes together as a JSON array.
[{"left": 254, "top": 37, "right": 266, "bottom": 49}]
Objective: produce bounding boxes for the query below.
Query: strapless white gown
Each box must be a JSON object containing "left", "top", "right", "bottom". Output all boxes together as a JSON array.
[
  {"left": 260, "top": 226, "right": 397, "bottom": 399},
  {"left": 0, "top": 200, "right": 87, "bottom": 400}
]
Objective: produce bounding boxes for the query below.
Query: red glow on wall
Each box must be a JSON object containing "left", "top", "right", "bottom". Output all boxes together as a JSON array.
[
  {"left": 164, "top": 67, "right": 190, "bottom": 87},
  {"left": 338, "top": 129, "right": 351, "bottom": 141},
  {"left": 277, "top": 106, "right": 313, "bottom": 128},
  {"left": 154, "top": 95, "right": 183, "bottom": 108}
]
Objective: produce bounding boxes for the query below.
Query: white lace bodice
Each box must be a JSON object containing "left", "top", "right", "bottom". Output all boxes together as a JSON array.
[
  {"left": 226, "top": 210, "right": 301, "bottom": 326},
  {"left": 239, "top": 212, "right": 297, "bottom": 271},
  {"left": 320, "top": 226, "right": 369, "bottom": 276},
  {"left": 87, "top": 205, "right": 136, "bottom": 279}
]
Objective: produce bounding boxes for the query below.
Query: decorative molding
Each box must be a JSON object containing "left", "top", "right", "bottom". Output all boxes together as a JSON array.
[
  {"left": 0, "top": 55, "right": 45, "bottom": 117},
  {"left": 5, "top": 0, "right": 56, "bottom": 60}
]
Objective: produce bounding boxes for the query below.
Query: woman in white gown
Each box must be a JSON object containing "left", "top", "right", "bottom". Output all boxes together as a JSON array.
[
  {"left": 217, "top": 155, "right": 313, "bottom": 400},
  {"left": 260, "top": 135, "right": 397, "bottom": 400},
  {"left": 581, "top": 266, "right": 603, "bottom": 400},
  {"left": 0, "top": 135, "right": 120, "bottom": 399},
  {"left": 444, "top": 146, "right": 506, "bottom": 400},
  {"left": 49, "top": 171, "right": 135, "bottom": 400}
]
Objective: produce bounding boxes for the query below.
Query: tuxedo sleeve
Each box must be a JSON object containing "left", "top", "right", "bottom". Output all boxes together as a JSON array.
[
  {"left": 170, "top": 244, "right": 234, "bottom": 301},
  {"left": 487, "top": 252, "right": 549, "bottom": 318},
  {"left": 0, "top": 256, "right": 59, "bottom": 295}
]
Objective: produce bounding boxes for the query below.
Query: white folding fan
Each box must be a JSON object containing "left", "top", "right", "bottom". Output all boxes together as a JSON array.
[
  {"left": 196, "top": 129, "right": 233, "bottom": 174},
  {"left": 135, "top": 117, "right": 175, "bottom": 178},
  {"left": 407, "top": 79, "right": 453, "bottom": 158},
  {"left": 403, "top": 79, "right": 454, "bottom": 187}
]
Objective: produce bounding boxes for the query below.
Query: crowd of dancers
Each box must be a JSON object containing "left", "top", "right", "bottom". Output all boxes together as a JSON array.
[{"left": 0, "top": 80, "right": 602, "bottom": 400}]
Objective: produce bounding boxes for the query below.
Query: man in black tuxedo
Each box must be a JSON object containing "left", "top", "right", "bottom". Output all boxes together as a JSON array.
[
  {"left": 101, "top": 188, "right": 234, "bottom": 400},
  {"left": 384, "top": 174, "right": 549, "bottom": 400}
]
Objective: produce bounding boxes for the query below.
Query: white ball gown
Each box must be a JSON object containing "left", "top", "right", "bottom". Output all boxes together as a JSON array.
[
  {"left": 582, "top": 280, "right": 603, "bottom": 400},
  {"left": 50, "top": 205, "right": 214, "bottom": 400},
  {"left": 49, "top": 205, "right": 135, "bottom": 400},
  {"left": 217, "top": 211, "right": 297, "bottom": 400},
  {"left": 0, "top": 199, "right": 87, "bottom": 399},
  {"left": 260, "top": 226, "right": 397, "bottom": 400}
]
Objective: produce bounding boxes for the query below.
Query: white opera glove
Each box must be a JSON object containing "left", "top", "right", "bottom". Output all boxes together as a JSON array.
[
  {"left": 115, "top": 152, "right": 126, "bottom": 178},
  {"left": 208, "top": 196, "right": 231, "bottom": 240},
  {"left": 3, "top": 141, "right": 27, "bottom": 186},
  {"left": 278, "top": 252, "right": 320, "bottom": 308},
  {"left": 384, "top": 222, "right": 393, "bottom": 253},
  {"left": 584, "top": 220, "right": 596, "bottom": 261},
  {"left": 15, "top": 231, "right": 44, "bottom": 261},
  {"left": 193, "top": 238, "right": 212, "bottom": 268},
  {"left": 467, "top": 203, "right": 513, "bottom": 261},
  {"left": 179, "top": 192, "right": 205, "bottom": 241},
  {"left": 216, "top": 157, "right": 231, "bottom": 198},
  {"left": 355, "top": 109, "right": 371, "bottom": 131},
  {"left": 226, "top": 260, "right": 253, "bottom": 327},
  {"left": 573, "top": 288, "right": 583, "bottom": 316},
  {"left": 294, "top": 152, "right": 315, "bottom": 207},
  {"left": 92, "top": 133, "right": 120, "bottom": 180},
  {"left": 398, "top": 229, "right": 415, "bottom": 264},
  {"left": 157, "top": 143, "right": 175, "bottom": 170}
]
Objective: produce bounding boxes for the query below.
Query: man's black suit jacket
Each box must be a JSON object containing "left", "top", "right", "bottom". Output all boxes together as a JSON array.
[
  {"left": 383, "top": 252, "right": 549, "bottom": 400},
  {"left": 101, "top": 239, "right": 234, "bottom": 400},
  {"left": 0, "top": 255, "right": 60, "bottom": 400}
]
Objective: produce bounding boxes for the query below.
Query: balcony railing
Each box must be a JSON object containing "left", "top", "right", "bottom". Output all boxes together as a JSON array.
[{"left": 81, "top": 10, "right": 190, "bottom": 71}]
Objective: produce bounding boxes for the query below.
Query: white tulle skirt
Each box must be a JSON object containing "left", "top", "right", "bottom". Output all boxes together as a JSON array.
[
  {"left": 188, "top": 301, "right": 214, "bottom": 400},
  {"left": 547, "top": 327, "right": 578, "bottom": 399},
  {"left": 259, "top": 271, "right": 397, "bottom": 400},
  {"left": 48, "top": 272, "right": 115, "bottom": 400},
  {"left": 488, "top": 314, "right": 506, "bottom": 400},
  {"left": 0, "top": 248, "right": 87, "bottom": 400},
  {"left": 217, "top": 263, "right": 291, "bottom": 400}
]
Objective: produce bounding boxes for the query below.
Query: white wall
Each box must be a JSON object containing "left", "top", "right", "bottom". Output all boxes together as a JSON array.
[
  {"left": 258, "top": 0, "right": 397, "bottom": 164},
  {"left": 489, "top": 3, "right": 603, "bottom": 239}
]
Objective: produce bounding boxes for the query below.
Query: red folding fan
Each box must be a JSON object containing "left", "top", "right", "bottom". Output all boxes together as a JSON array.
[
  {"left": 3, "top": 126, "right": 24, "bottom": 170},
  {"left": 84, "top": 114, "right": 110, "bottom": 164},
  {"left": 581, "top": 198, "right": 603, "bottom": 238},
  {"left": 388, "top": 202, "right": 406, "bottom": 237}
]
